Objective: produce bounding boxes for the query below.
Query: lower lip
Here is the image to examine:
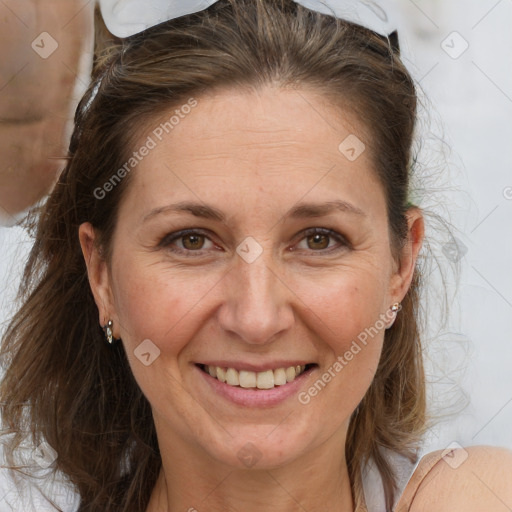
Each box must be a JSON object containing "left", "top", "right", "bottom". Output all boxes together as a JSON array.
[{"left": 195, "top": 364, "right": 317, "bottom": 407}]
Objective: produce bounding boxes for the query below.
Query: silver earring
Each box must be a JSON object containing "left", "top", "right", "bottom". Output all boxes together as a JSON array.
[
  {"left": 386, "top": 302, "right": 402, "bottom": 330},
  {"left": 103, "top": 320, "right": 114, "bottom": 344}
]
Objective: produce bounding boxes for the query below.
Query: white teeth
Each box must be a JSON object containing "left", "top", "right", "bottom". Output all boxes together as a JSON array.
[
  {"left": 216, "top": 366, "right": 227, "bottom": 383},
  {"left": 285, "top": 366, "right": 296, "bottom": 382},
  {"left": 203, "top": 364, "right": 310, "bottom": 389},
  {"left": 239, "top": 370, "right": 256, "bottom": 388},
  {"left": 273, "top": 368, "right": 287, "bottom": 386},
  {"left": 256, "top": 370, "right": 274, "bottom": 389},
  {"left": 226, "top": 367, "right": 239, "bottom": 386}
]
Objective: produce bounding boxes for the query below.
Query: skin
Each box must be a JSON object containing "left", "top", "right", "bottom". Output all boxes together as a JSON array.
[
  {"left": 410, "top": 445, "right": 512, "bottom": 511},
  {"left": 80, "top": 85, "right": 425, "bottom": 511},
  {"left": 0, "top": 0, "right": 94, "bottom": 224}
]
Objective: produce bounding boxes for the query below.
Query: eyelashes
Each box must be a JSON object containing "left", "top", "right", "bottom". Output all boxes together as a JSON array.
[
  {"left": 160, "top": 229, "right": 217, "bottom": 255},
  {"left": 159, "top": 227, "right": 350, "bottom": 257}
]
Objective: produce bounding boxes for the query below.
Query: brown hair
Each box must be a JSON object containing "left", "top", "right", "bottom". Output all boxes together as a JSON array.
[{"left": 1, "top": 1, "right": 429, "bottom": 510}]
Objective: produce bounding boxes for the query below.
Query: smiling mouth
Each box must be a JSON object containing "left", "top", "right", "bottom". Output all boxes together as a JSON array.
[{"left": 197, "top": 363, "right": 317, "bottom": 390}]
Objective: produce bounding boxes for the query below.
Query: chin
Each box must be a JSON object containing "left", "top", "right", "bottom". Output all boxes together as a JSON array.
[{"left": 197, "top": 420, "right": 319, "bottom": 471}]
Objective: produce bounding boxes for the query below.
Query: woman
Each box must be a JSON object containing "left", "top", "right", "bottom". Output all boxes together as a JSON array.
[{"left": 1, "top": 1, "right": 511, "bottom": 511}]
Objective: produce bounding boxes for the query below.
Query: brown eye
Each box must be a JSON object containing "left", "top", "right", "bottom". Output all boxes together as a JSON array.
[
  {"left": 306, "top": 233, "right": 330, "bottom": 250},
  {"left": 182, "top": 233, "right": 206, "bottom": 250},
  {"left": 294, "top": 227, "right": 349, "bottom": 254},
  {"left": 160, "top": 229, "right": 215, "bottom": 255}
]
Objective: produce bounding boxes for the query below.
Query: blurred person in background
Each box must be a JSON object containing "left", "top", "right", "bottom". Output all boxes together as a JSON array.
[{"left": 0, "top": 0, "right": 95, "bottom": 226}]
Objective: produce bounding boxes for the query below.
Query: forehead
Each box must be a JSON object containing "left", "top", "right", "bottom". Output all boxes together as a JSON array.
[{"left": 121, "top": 85, "right": 385, "bottom": 221}]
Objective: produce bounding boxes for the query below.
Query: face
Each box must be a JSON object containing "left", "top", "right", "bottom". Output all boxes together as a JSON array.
[{"left": 80, "top": 85, "right": 423, "bottom": 472}]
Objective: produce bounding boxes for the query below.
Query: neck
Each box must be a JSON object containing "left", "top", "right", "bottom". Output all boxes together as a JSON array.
[{"left": 146, "top": 431, "right": 355, "bottom": 512}]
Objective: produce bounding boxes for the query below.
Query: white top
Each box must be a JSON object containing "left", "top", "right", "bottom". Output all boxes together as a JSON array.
[
  {"left": 361, "top": 448, "right": 420, "bottom": 511},
  {"left": 0, "top": 450, "right": 419, "bottom": 511}
]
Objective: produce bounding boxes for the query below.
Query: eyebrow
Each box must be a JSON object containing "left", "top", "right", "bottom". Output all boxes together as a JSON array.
[{"left": 142, "top": 199, "right": 366, "bottom": 223}]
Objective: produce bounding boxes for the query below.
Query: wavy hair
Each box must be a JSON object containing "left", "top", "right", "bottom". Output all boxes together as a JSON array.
[{"left": 1, "top": 1, "right": 432, "bottom": 510}]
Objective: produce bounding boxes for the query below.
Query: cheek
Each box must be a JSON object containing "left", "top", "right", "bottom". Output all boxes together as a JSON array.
[
  {"left": 108, "top": 256, "right": 223, "bottom": 407},
  {"left": 110, "top": 244, "right": 388, "bottom": 405},
  {"left": 109, "top": 253, "right": 220, "bottom": 357},
  {"left": 293, "top": 270, "right": 387, "bottom": 403},
  {"left": 293, "top": 266, "right": 388, "bottom": 349}
]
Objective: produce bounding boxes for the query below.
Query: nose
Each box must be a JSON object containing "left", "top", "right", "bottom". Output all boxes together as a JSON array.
[{"left": 217, "top": 245, "right": 295, "bottom": 346}]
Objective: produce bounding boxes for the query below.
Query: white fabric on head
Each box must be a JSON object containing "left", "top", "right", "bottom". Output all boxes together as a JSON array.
[{"left": 99, "top": 0, "right": 396, "bottom": 38}]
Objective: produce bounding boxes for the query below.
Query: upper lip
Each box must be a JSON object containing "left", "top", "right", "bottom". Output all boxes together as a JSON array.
[{"left": 196, "top": 361, "right": 315, "bottom": 372}]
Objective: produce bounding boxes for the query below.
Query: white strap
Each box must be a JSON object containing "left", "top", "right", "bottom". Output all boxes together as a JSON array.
[
  {"left": 361, "top": 449, "right": 418, "bottom": 511},
  {"left": 99, "top": 0, "right": 397, "bottom": 38}
]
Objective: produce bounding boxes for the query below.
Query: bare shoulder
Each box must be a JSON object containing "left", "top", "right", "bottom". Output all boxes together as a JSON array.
[{"left": 409, "top": 445, "right": 512, "bottom": 512}]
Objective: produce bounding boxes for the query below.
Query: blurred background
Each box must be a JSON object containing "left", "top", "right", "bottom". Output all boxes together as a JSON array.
[{"left": 0, "top": 0, "right": 511, "bottom": 508}]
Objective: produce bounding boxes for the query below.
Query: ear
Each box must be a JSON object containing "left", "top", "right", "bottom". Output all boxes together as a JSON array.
[
  {"left": 388, "top": 207, "right": 425, "bottom": 303},
  {"left": 78, "top": 222, "right": 116, "bottom": 332}
]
